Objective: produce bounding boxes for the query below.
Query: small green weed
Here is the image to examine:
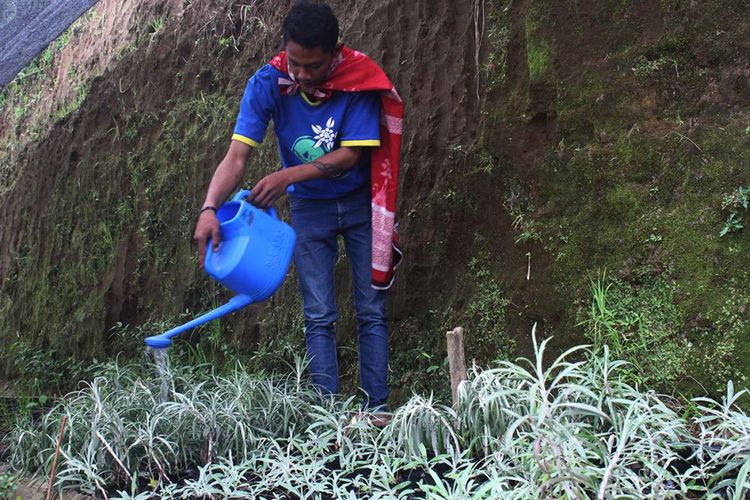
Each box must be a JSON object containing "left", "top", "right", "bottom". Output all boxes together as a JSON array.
[
  {"left": 476, "top": 148, "right": 496, "bottom": 174},
  {"left": 52, "top": 83, "right": 88, "bottom": 121},
  {"left": 580, "top": 272, "right": 689, "bottom": 388},
  {"left": 527, "top": 37, "right": 552, "bottom": 81},
  {"left": 482, "top": 3, "right": 511, "bottom": 90},
  {"left": 448, "top": 143, "right": 498, "bottom": 175},
  {"left": 585, "top": 272, "right": 621, "bottom": 352},
  {"left": 218, "top": 36, "right": 232, "bottom": 49},
  {"left": 524, "top": 5, "right": 554, "bottom": 82},
  {"left": 22, "top": 394, "right": 49, "bottom": 414},
  {"left": 0, "top": 470, "right": 19, "bottom": 498},
  {"left": 511, "top": 213, "right": 540, "bottom": 243},
  {"left": 55, "top": 29, "right": 71, "bottom": 51},
  {"left": 721, "top": 212, "right": 744, "bottom": 235},
  {"left": 504, "top": 188, "right": 540, "bottom": 244},
  {"left": 148, "top": 17, "right": 165, "bottom": 37},
  {"left": 124, "top": 124, "right": 138, "bottom": 143},
  {"left": 42, "top": 46, "right": 53, "bottom": 65},
  {"left": 720, "top": 184, "right": 750, "bottom": 237},
  {"left": 631, "top": 54, "right": 678, "bottom": 79}
]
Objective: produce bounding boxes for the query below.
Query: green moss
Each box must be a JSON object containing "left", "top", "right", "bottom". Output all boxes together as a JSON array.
[
  {"left": 463, "top": 257, "right": 513, "bottom": 362},
  {"left": 526, "top": 36, "right": 552, "bottom": 82},
  {"left": 603, "top": 183, "right": 647, "bottom": 221},
  {"left": 387, "top": 306, "right": 452, "bottom": 404},
  {"left": 535, "top": 107, "right": 750, "bottom": 398},
  {"left": 557, "top": 76, "right": 641, "bottom": 146},
  {"left": 686, "top": 277, "right": 750, "bottom": 394},
  {"left": 525, "top": 5, "right": 554, "bottom": 82}
]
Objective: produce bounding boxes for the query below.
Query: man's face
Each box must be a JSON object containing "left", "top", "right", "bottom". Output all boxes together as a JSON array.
[{"left": 285, "top": 40, "right": 336, "bottom": 92}]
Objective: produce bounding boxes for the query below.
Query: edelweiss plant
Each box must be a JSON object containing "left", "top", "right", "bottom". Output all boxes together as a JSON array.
[
  {"left": 5, "top": 330, "right": 750, "bottom": 498},
  {"left": 453, "top": 327, "right": 691, "bottom": 498}
]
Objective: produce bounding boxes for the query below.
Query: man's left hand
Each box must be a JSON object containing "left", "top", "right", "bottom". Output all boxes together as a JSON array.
[{"left": 247, "top": 170, "right": 291, "bottom": 208}]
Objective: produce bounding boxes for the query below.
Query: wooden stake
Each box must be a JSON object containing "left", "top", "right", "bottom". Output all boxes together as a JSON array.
[
  {"left": 46, "top": 415, "right": 68, "bottom": 500},
  {"left": 446, "top": 327, "right": 468, "bottom": 407}
]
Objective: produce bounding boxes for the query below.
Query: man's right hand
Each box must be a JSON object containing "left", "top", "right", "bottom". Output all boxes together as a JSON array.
[{"left": 194, "top": 210, "right": 221, "bottom": 268}]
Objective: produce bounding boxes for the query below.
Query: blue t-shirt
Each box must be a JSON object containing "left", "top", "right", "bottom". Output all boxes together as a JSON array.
[{"left": 233, "top": 64, "right": 381, "bottom": 199}]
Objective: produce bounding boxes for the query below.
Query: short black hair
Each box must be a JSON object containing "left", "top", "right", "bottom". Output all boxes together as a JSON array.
[{"left": 282, "top": 2, "right": 339, "bottom": 53}]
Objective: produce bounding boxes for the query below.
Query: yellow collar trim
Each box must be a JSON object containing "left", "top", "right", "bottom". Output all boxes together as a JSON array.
[{"left": 301, "top": 92, "right": 323, "bottom": 106}]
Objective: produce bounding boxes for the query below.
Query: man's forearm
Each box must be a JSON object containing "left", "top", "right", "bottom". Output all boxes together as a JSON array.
[
  {"left": 283, "top": 146, "right": 362, "bottom": 185},
  {"left": 203, "top": 155, "right": 246, "bottom": 207},
  {"left": 237, "top": 145, "right": 364, "bottom": 208}
]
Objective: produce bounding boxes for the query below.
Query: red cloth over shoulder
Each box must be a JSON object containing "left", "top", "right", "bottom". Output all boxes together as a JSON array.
[{"left": 269, "top": 46, "right": 403, "bottom": 289}]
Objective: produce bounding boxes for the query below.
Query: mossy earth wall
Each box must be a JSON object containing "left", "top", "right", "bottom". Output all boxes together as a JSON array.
[{"left": 0, "top": 0, "right": 748, "bottom": 401}]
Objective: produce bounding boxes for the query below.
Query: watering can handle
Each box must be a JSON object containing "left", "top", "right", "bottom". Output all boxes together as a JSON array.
[
  {"left": 232, "top": 189, "right": 252, "bottom": 202},
  {"left": 232, "top": 189, "right": 279, "bottom": 219}
]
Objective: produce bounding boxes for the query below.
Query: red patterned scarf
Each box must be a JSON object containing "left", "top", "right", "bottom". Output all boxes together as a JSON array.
[{"left": 269, "top": 46, "right": 403, "bottom": 289}]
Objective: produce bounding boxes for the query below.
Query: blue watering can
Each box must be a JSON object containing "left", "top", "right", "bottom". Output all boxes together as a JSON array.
[{"left": 144, "top": 190, "right": 296, "bottom": 349}]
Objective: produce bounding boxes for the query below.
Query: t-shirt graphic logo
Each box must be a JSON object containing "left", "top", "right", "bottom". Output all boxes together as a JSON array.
[
  {"left": 292, "top": 117, "right": 336, "bottom": 163},
  {"left": 312, "top": 117, "right": 336, "bottom": 150}
]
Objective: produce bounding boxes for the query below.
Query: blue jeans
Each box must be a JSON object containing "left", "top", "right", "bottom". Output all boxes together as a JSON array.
[{"left": 290, "top": 186, "right": 389, "bottom": 410}]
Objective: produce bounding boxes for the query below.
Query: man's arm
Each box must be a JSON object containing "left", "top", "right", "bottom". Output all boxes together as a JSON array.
[
  {"left": 247, "top": 146, "right": 363, "bottom": 207},
  {"left": 194, "top": 140, "right": 252, "bottom": 267}
]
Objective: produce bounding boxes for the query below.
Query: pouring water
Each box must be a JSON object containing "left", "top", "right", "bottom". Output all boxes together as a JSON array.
[{"left": 145, "top": 346, "right": 171, "bottom": 404}]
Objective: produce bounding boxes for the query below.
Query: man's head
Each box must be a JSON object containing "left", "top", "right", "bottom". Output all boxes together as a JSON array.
[{"left": 282, "top": 2, "right": 340, "bottom": 92}]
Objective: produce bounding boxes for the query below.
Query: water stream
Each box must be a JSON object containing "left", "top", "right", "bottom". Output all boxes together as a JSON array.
[{"left": 146, "top": 347, "right": 171, "bottom": 404}]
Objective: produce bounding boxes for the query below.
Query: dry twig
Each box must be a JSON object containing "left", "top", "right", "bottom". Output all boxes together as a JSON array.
[
  {"left": 45, "top": 415, "right": 68, "bottom": 500},
  {"left": 96, "top": 430, "right": 133, "bottom": 482}
]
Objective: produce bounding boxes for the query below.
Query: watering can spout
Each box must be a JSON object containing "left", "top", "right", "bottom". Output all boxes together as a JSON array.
[{"left": 144, "top": 294, "right": 254, "bottom": 349}]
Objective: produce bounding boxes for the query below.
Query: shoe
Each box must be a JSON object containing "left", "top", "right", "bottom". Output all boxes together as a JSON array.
[
  {"left": 368, "top": 412, "right": 392, "bottom": 428},
  {"left": 349, "top": 411, "right": 392, "bottom": 429}
]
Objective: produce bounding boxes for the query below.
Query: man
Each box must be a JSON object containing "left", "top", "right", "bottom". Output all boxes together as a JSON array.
[{"left": 193, "top": 2, "right": 403, "bottom": 413}]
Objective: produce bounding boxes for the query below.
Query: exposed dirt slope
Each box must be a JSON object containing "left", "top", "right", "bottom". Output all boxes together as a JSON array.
[
  {"left": 0, "top": 0, "right": 484, "bottom": 395},
  {"left": 1, "top": 0, "right": 749, "bottom": 400}
]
